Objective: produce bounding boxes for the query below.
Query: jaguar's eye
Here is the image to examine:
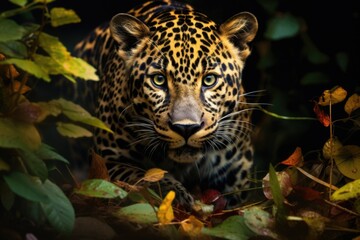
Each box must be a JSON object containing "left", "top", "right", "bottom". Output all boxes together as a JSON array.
[
  {"left": 151, "top": 74, "right": 167, "bottom": 88},
  {"left": 202, "top": 74, "right": 218, "bottom": 88}
]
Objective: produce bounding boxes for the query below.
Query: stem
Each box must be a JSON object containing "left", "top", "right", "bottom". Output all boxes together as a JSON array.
[
  {"left": 329, "top": 97, "right": 333, "bottom": 199},
  {"left": 257, "top": 105, "right": 317, "bottom": 121}
]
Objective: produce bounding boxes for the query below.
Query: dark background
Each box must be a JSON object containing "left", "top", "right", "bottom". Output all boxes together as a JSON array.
[{"left": 3, "top": 0, "right": 359, "bottom": 175}]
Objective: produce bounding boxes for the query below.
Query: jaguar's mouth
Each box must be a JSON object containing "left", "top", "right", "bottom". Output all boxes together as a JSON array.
[{"left": 167, "top": 145, "right": 204, "bottom": 163}]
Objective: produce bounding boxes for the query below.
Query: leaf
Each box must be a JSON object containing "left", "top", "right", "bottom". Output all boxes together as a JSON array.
[
  {"left": 264, "top": 14, "right": 300, "bottom": 40},
  {"left": 333, "top": 145, "right": 360, "bottom": 179},
  {"left": 180, "top": 215, "right": 204, "bottom": 237},
  {"left": 243, "top": 207, "right": 277, "bottom": 239},
  {"left": 267, "top": 165, "right": 287, "bottom": 224},
  {"left": 33, "top": 54, "right": 66, "bottom": 75},
  {"left": 50, "top": 8, "right": 81, "bottom": 27},
  {"left": 34, "top": 143, "right": 68, "bottom": 163},
  {"left": 280, "top": 147, "right": 303, "bottom": 166},
  {"left": 300, "top": 72, "right": 328, "bottom": 86},
  {"left": 143, "top": 168, "right": 168, "bottom": 182},
  {"left": 263, "top": 169, "right": 293, "bottom": 199},
  {"left": 3, "top": 171, "right": 49, "bottom": 202},
  {"left": 0, "top": 118, "right": 41, "bottom": 150},
  {"left": 0, "top": 181, "right": 14, "bottom": 210},
  {"left": 318, "top": 86, "right": 347, "bottom": 106},
  {"left": 9, "top": 0, "right": 28, "bottom": 7},
  {"left": 0, "top": 18, "right": 27, "bottom": 42},
  {"left": 0, "top": 159, "right": 10, "bottom": 171},
  {"left": 63, "top": 57, "right": 99, "bottom": 81},
  {"left": 299, "top": 210, "right": 328, "bottom": 238},
  {"left": 313, "top": 101, "right": 330, "bottom": 127},
  {"left": 40, "top": 180, "right": 75, "bottom": 234},
  {"left": 12, "top": 80, "right": 31, "bottom": 94},
  {"left": 0, "top": 58, "right": 50, "bottom": 81},
  {"left": 336, "top": 52, "right": 349, "bottom": 72},
  {"left": 74, "top": 179, "right": 127, "bottom": 199},
  {"left": 0, "top": 41, "right": 27, "bottom": 58},
  {"left": 202, "top": 215, "right": 255, "bottom": 240},
  {"left": 52, "top": 98, "right": 112, "bottom": 133},
  {"left": 35, "top": 101, "right": 62, "bottom": 122},
  {"left": 56, "top": 122, "right": 92, "bottom": 138},
  {"left": 115, "top": 203, "right": 158, "bottom": 224},
  {"left": 344, "top": 93, "right": 360, "bottom": 115},
  {"left": 322, "top": 137, "right": 343, "bottom": 160},
  {"left": 157, "top": 190, "right": 175, "bottom": 224},
  {"left": 19, "top": 149, "right": 48, "bottom": 181},
  {"left": 331, "top": 178, "right": 360, "bottom": 201},
  {"left": 293, "top": 186, "right": 322, "bottom": 201},
  {"left": 88, "top": 150, "right": 109, "bottom": 180},
  {"left": 302, "top": 33, "right": 329, "bottom": 64}
]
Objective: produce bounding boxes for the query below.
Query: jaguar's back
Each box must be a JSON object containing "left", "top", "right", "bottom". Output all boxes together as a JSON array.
[{"left": 75, "top": 0, "right": 258, "bottom": 208}]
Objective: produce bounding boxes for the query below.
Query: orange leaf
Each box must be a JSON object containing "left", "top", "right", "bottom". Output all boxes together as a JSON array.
[
  {"left": 180, "top": 215, "right": 204, "bottom": 237},
  {"left": 344, "top": 93, "right": 360, "bottom": 115},
  {"left": 293, "top": 186, "right": 322, "bottom": 201},
  {"left": 281, "top": 147, "right": 303, "bottom": 167},
  {"left": 157, "top": 190, "right": 175, "bottom": 224},
  {"left": 88, "top": 150, "right": 109, "bottom": 180},
  {"left": 318, "top": 86, "right": 347, "bottom": 106},
  {"left": 143, "top": 168, "right": 168, "bottom": 182},
  {"left": 13, "top": 80, "right": 31, "bottom": 94},
  {"left": 313, "top": 101, "right": 330, "bottom": 127}
]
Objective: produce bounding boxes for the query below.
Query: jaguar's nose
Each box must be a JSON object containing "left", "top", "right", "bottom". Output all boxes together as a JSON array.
[{"left": 169, "top": 122, "right": 203, "bottom": 140}]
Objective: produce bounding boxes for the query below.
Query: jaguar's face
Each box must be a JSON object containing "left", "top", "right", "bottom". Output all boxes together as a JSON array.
[{"left": 110, "top": 11, "right": 258, "bottom": 163}]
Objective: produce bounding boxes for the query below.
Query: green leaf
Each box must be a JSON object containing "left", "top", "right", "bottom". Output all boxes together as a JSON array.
[
  {"left": 334, "top": 145, "right": 360, "bottom": 180},
  {"left": 269, "top": 164, "right": 287, "bottom": 224},
  {"left": 35, "top": 143, "right": 69, "bottom": 164},
  {"left": 35, "top": 101, "right": 62, "bottom": 122},
  {"left": 300, "top": 72, "right": 329, "bottom": 86},
  {"left": 264, "top": 14, "right": 300, "bottom": 40},
  {"left": 302, "top": 33, "right": 329, "bottom": 64},
  {"left": 0, "top": 18, "right": 27, "bottom": 42},
  {"left": 336, "top": 52, "right": 349, "bottom": 72},
  {"left": 0, "top": 58, "right": 50, "bottom": 81},
  {"left": 9, "top": 0, "right": 28, "bottom": 7},
  {"left": 256, "top": 0, "right": 278, "bottom": 14},
  {"left": 40, "top": 180, "right": 75, "bottom": 234},
  {"left": 33, "top": 54, "right": 65, "bottom": 75},
  {"left": 63, "top": 57, "right": 99, "bottom": 81},
  {"left": 3, "top": 171, "right": 49, "bottom": 202},
  {"left": 53, "top": 98, "right": 112, "bottom": 133},
  {"left": 244, "top": 207, "right": 278, "bottom": 239},
  {"left": 0, "top": 181, "right": 14, "bottom": 211},
  {"left": 19, "top": 149, "right": 48, "bottom": 181},
  {"left": 50, "top": 7, "right": 81, "bottom": 27},
  {"left": 74, "top": 179, "right": 127, "bottom": 199},
  {"left": 331, "top": 179, "right": 360, "bottom": 201},
  {"left": 56, "top": 122, "right": 92, "bottom": 138},
  {"left": 0, "top": 41, "right": 27, "bottom": 58},
  {"left": 0, "top": 118, "right": 41, "bottom": 150},
  {"left": 202, "top": 216, "right": 255, "bottom": 240},
  {"left": 115, "top": 203, "right": 158, "bottom": 224}
]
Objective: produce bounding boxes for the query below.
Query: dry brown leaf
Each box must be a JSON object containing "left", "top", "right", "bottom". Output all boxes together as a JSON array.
[
  {"left": 143, "top": 168, "right": 168, "bottom": 182},
  {"left": 318, "top": 86, "right": 347, "bottom": 106},
  {"left": 344, "top": 93, "right": 360, "bottom": 115},
  {"left": 88, "top": 150, "right": 109, "bottom": 180}
]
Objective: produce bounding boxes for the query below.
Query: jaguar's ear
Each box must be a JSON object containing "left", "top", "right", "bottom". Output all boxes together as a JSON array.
[
  {"left": 110, "top": 13, "right": 150, "bottom": 50},
  {"left": 220, "top": 12, "right": 258, "bottom": 59}
]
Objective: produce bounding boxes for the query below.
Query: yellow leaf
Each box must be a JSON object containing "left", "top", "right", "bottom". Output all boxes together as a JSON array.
[
  {"left": 344, "top": 93, "right": 360, "bottom": 115},
  {"left": 180, "top": 215, "right": 204, "bottom": 237},
  {"left": 143, "top": 168, "right": 168, "bottom": 182},
  {"left": 318, "top": 86, "right": 347, "bottom": 106},
  {"left": 331, "top": 179, "right": 360, "bottom": 201},
  {"left": 157, "top": 190, "right": 175, "bottom": 224}
]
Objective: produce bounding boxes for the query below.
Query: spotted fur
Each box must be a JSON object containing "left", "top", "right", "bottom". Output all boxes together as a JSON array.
[{"left": 75, "top": 0, "right": 258, "bottom": 208}]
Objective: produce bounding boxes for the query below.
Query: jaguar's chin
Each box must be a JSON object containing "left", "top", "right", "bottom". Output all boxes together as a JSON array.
[{"left": 167, "top": 146, "right": 204, "bottom": 163}]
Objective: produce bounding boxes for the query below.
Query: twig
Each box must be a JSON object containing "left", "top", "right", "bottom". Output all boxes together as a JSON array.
[
  {"left": 324, "top": 199, "right": 360, "bottom": 217},
  {"left": 295, "top": 166, "right": 338, "bottom": 191}
]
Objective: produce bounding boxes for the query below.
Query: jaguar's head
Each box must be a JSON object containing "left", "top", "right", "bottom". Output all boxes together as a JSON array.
[{"left": 110, "top": 9, "right": 257, "bottom": 163}]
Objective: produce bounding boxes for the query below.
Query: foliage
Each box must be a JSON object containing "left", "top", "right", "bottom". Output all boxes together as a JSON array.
[{"left": 0, "top": 0, "right": 107, "bottom": 237}]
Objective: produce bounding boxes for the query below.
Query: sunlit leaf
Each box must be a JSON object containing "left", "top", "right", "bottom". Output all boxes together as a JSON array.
[
  {"left": 0, "top": 18, "right": 27, "bottom": 42},
  {"left": 40, "top": 180, "right": 75, "bottom": 234},
  {"left": 202, "top": 215, "right": 255, "bottom": 240},
  {"left": 157, "top": 190, "right": 175, "bottom": 224},
  {"left": 3, "top": 171, "right": 49, "bottom": 202},
  {"left": 33, "top": 54, "right": 65, "bottom": 75},
  {"left": 331, "top": 178, "right": 360, "bottom": 201},
  {"left": 244, "top": 207, "right": 277, "bottom": 239},
  {"left": 334, "top": 145, "right": 360, "bottom": 180},
  {"left": 322, "top": 137, "right": 343, "bottom": 160},
  {"left": 0, "top": 41, "right": 27, "bottom": 58},
  {"left": 180, "top": 215, "right": 204, "bottom": 237},
  {"left": 313, "top": 101, "right": 330, "bottom": 127},
  {"left": 56, "top": 122, "right": 92, "bottom": 138},
  {"left": 63, "top": 57, "right": 99, "bottom": 81},
  {"left": 280, "top": 147, "right": 303, "bottom": 166},
  {"left": 88, "top": 150, "right": 109, "bottom": 180},
  {"left": 115, "top": 203, "right": 158, "bottom": 224},
  {"left": 318, "top": 86, "right": 347, "bottom": 106},
  {"left": 74, "top": 179, "right": 127, "bottom": 199},
  {"left": 143, "top": 168, "right": 168, "bottom": 182},
  {"left": 344, "top": 93, "right": 360, "bottom": 115},
  {"left": 0, "top": 58, "right": 50, "bottom": 81},
  {"left": 9, "top": 0, "right": 28, "bottom": 7},
  {"left": 264, "top": 14, "right": 300, "bottom": 40},
  {"left": 50, "top": 8, "right": 81, "bottom": 27}
]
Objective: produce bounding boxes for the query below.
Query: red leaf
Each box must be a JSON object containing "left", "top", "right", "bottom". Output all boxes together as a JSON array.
[
  {"left": 313, "top": 101, "right": 330, "bottom": 127},
  {"left": 280, "top": 147, "right": 303, "bottom": 167},
  {"left": 293, "top": 186, "right": 322, "bottom": 201}
]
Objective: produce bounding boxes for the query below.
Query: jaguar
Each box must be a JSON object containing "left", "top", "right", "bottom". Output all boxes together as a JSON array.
[{"left": 74, "top": 0, "right": 258, "bottom": 209}]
